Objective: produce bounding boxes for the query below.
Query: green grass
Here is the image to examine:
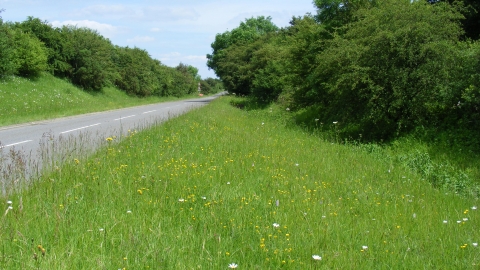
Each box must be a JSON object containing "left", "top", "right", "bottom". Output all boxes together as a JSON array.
[
  {"left": 1, "top": 96, "right": 478, "bottom": 269},
  {"left": 0, "top": 73, "right": 200, "bottom": 127}
]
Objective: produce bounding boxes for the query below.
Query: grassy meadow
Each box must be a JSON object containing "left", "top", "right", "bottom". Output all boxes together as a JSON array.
[
  {"left": 0, "top": 74, "right": 199, "bottom": 127},
  {"left": 1, "top": 96, "right": 478, "bottom": 269}
]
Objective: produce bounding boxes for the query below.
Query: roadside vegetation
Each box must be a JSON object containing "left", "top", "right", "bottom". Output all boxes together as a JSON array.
[
  {"left": 0, "top": 73, "right": 221, "bottom": 127},
  {"left": 207, "top": 0, "right": 480, "bottom": 146},
  {"left": 0, "top": 11, "right": 223, "bottom": 100},
  {"left": 1, "top": 96, "right": 478, "bottom": 269},
  {"left": 1, "top": 0, "right": 480, "bottom": 268}
]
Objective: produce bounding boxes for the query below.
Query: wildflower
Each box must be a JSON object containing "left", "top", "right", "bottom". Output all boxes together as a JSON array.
[
  {"left": 472, "top": 206, "right": 477, "bottom": 210},
  {"left": 201, "top": 196, "right": 206, "bottom": 200},
  {"left": 7, "top": 200, "right": 12, "bottom": 205},
  {"left": 333, "top": 121, "right": 338, "bottom": 124},
  {"left": 413, "top": 213, "right": 416, "bottom": 218},
  {"left": 295, "top": 163, "right": 299, "bottom": 166},
  {"left": 315, "top": 119, "right": 319, "bottom": 122},
  {"left": 286, "top": 108, "right": 290, "bottom": 111},
  {"left": 227, "top": 182, "right": 230, "bottom": 185},
  {"left": 137, "top": 189, "right": 143, "bottom": 195},
  {"left": 457, "top": 220, "right": 461, "bottom": 224},
  {"left": 473, "top": 243, "right": 478, "bottom": 247},
  {"left": 228, "top": 263, "right": 238, "bottom": 268},
  {"left": 463, "top": 218, "right": 468, "bottom": 221},
  {"left": 37, "top": 245, "right": 45, "bottom": 256},
  {"left": 106, "top": 137, "right": 113, "bottom": 142},
  {"left": 273, "top": 223, "right": 280, "bottom": 228},
  {"left": 312, "top": 255, "right": 322, "bottom": 260},
  {"left": 126, "top": 210, "right": 132, "bottom": 214},
  {"left": 362, "top": 246, "right": 368, "bottom": 251},
  {"left": 178, "top": 198, "right": 185, "bottom": 202},
  {"left": 443, "top": 220, "right": 448, "bottom": 224},
  {"left": 99, "top": 228, "right": 104, "bottom": 232}
]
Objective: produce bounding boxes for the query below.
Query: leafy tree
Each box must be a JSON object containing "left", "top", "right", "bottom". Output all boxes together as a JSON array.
[
  {"left": 60, "top": 26, "right": 113, "bottom": 90},
  {"left": 12, "top": 29, "right": 48, "bottom": 77},
  {"left": 16, "top": 17, "right": 70, "bottom": 75},
  {"left": 0, "top": 22, "right": 16, "bottom": 76},
  {"left": 428, "top": 0, "right": 480, "bottom": 40},
  {"left": 281, "top": 15, "right": 329, "bottom": 107},
  {"left": 112, "top": 46, "right": 159, "bottom": 96},
  {"left": 207, "top": 16, "right": 278, "bottom": 76},
  {"left": 304, "top": 0, "right": 463, "bottom": 139},
  {"left": 314, "top": 0, "right": 378, "bottom": 31}
]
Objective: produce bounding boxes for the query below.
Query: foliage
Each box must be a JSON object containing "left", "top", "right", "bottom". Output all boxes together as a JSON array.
[
  {"left": 59, "top": 26, "right": 114, "bottom": 91},
  {"left": 199, "top": 77, "right": 223, "bottom": 95},
  {"left": 207, "top": 16, "right": 278, "bottom": 77},
  {"left": 112, "top": 46, "right": 159, "bottom": 96},
  {"left": 15, "top": 17, "right": 70, "bottom": 76},
  {"left": 12, "top": 29, "right": 48, "bottom": 77},
  {"left": 0, "top": 96, "right": 478, "bottom": 268},
  {"left": 0, "top": 23, "right": 16, "bottom": 76},
  {"left": 313, "top": 0, "right": 378, "bottom": 31},
  {"left": 303, "top": 0, "right": 464, "bottom": 139},
  {"left": 7, "top": 16, "right": 203, "bottom": 97},
  {"left": 429, "top": 0, "right": 480, "bottom": 40}
]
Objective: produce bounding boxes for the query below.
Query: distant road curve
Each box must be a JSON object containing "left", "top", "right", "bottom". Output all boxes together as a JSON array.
[{"left": 0, "top": 93, "right": 224, "bottom": 188}]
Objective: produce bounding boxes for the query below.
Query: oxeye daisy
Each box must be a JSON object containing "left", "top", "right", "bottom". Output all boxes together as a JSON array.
[
  {"left": 228, "top": 262, "right": 238, "bottom": 268},
  {"left": 273, "top": 223, "right": 280, "bottom": 228},
  {"left": 312, "top": 255, "right": 322, "bottom": 260}
]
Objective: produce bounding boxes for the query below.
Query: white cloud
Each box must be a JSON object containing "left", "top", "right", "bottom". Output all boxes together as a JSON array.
[
  {"left": 139, "top": 6, "right": 200, "bottom": 22},
  {"left": 50, "top": 20, "right": 121, "bottom": 38},
  {"left": 157, "top": 52, "right": 205, "bottom": 66},
  {"left": 126, "top": 36, "right": 155, "bottom": 43},
  {"left": 72, "top": 4, "right": 129, "bottom": 19}
]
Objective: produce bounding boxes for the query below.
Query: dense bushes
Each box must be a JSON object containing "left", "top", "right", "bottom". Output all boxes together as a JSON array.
[
  {"left": 208, "top": 0, "right": 480, "bottom": 141},
  {"left": 0, "top": 15, "right": 218, "bottom": 97}
]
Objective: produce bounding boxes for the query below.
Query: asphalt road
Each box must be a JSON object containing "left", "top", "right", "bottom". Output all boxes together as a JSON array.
[{"left": 0, "top": 93, "right": 223, "bottom": 192}]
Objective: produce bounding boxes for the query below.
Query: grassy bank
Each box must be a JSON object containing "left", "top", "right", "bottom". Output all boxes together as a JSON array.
[
  {"left": 0, "top": 73, "right": 200, "bottom": 127},
  {"left": 1, "top": 96, "right": 478, "bottom": 269}
]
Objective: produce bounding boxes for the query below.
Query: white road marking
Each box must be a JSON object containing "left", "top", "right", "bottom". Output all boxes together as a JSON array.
[
  {"left": 142, "top": 110, "right": 157, "bottom": 114},
  {"left": 114, "top": 115, "right": 136, "bottom": 121},
  {"left": 60, "top": 123, "right": 101, "bottom": 134},
  {"left": 1, "top": 140, "right": 33, "bottom": 149}
]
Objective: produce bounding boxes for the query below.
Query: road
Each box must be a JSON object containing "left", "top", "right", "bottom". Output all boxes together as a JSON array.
[{"left": 0, "top": 93, "right": 223, "bottom": 194}]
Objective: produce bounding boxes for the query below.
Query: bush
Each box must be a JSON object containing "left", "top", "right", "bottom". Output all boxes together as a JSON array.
[
  {"left": 0, "top": 23, "right": 16, "bottom": 76},
  {"left": 12, "top": 30, "right": 48, "bottom": 77},
  {"left": 60, "top": 26, "right": 113, "bottom": 90}
]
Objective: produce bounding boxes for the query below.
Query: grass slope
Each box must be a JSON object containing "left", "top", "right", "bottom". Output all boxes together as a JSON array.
[
  {"left": 0, "top": 73, "right": 197, "bottom": 127},
  {"left": 1, "top": 96, "right": 478, "bottom": 269}
]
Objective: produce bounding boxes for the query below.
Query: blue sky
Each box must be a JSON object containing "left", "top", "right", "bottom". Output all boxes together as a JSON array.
[{"left": 0, "top": 0, "right": 315, "bottom": 78}]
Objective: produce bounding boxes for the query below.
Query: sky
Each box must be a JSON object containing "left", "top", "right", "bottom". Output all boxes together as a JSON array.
[{"left": 0, "top": 0, "right": 316, "bottom": 79}]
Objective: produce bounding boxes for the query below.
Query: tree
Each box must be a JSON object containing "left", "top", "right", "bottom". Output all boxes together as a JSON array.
[
  {"left": 60, "top": 26, "right": 114, "bottom": 90},
  {"left": 314, "top": 0, "right": 378, "bottom": 31},
  {"left": 303, "top": 0, "right": 464, "bottom": 139},
  {"left": 12, "top": 29, "right": 48, "bottom": 77},
  {"left": 428, "top": 0, "right": 480, "bottom": 40},
  {"left": 207, "top": 16, "right": 278, "bottom": 76},
  {"left": 16, "top": 17, "right": 70, "bottom": 75},
  {"left": 0, "top": 22, "right": 16, "bottom": 76}
]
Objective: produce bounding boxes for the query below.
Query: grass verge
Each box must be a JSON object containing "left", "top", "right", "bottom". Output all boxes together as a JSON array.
[
  {"left": 0, "top": 73, "right": 201, "bottom": 127},
  {"left": 1, "top": 96, "right": 478, "bottom": 269}
]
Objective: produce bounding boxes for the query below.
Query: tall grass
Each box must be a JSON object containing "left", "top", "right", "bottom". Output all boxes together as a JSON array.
[
  {"left": 1, "top": 96, "right": 478, "bottom": 269},
  {"left": 0, "top": 73, "right": 199, "bottom": 127}
]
